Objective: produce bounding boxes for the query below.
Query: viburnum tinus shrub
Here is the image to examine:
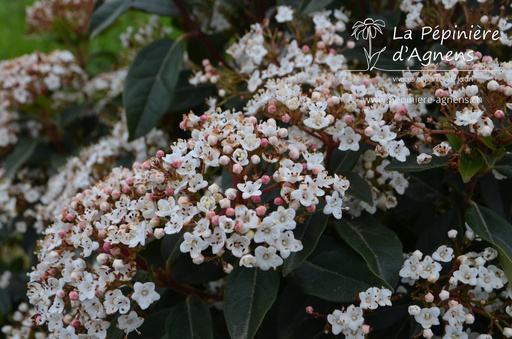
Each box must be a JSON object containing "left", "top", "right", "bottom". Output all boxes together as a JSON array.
[{"left": 6, "top": 0, "right": 512, "bottom": 338}]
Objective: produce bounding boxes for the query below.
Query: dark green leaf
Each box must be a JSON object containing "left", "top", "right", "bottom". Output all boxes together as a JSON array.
[
  {"left": 132, "top": 0, "right": 179, "bottom": 16},
  {"left": 59, "top": 103, "right": 89, "bottom": 128},
  {"left": 3, "top": 138, "right": 39, "bottom": 178},
  {"left": 129, "top": 308, "right": 172, "bottom": 339},
  {"left": 168, "top": 70, "right": 215, "bottom": 113},
  {"left": 283, "top": 210, "right": 329, "bottom": 276},
  {"left": 465, "top": 204, "right": 512, "bottom": 283},
  {"left": 89, "top": 0, "right": 131, "bottom": 39},
  {"left": 329, "top": 148, "right": 362, "bottom": 173},
  {"left": 459, "top": 152, "right": 484, "bottom": 183},
  {"left": 166, "top": 295, "right": 213, "bottom": 339},
  {"left": 173, "top": 257, "right": 224, "bottom": 284},
  {"left": 494, "top": 153, "right": 512, "bottom": 178},
  {"left": 224, "top": 266, "right": 279, "bottom": 339},
  {"left": 0, "top": 289, "right": 10, "bottom": 314},
  {"left": 404, "top": 170, "right": 448, "bottom": 204},
  {"left": 475, "top": 149, "right": 497, "bottom": 167},
  {"left": 161, "top": 233, "right": 184, "bottom": 265},
  {"left": 124, "top": 38, "right": 184, "bottom": 140},
  {"left": 344, "top": 172, "right": 373, "bottom": 205},
  {"left": 479, "top": 174, "right": 506, "bottom": 218},
  {"left": 299, "top": 0, "right": 335, "bottom": 16},
  {"left": 336, "top": 214, "right": 403, "bottom": 289},
  {"left": 385, "top": 155, "right": 448, "bottom": 172},
  {"left": 290, "top": 248, "right": 385, "bottom": 302}
]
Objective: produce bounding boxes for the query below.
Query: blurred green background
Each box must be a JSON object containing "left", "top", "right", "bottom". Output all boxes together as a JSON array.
[{"left": 0, "top": 0, "right": 58, "bottom": 60}]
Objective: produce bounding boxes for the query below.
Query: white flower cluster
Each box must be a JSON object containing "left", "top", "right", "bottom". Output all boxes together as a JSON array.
[
  {"left": 34, "top": 116, "right": 168, "bottom": 232},
  {"left": 27, "top": 109, "right": 350, "bottom": 336},
  {"left": 191, "top": 0, "right": 231, "bottom": 34},
  {"left": 327, "top": 287, "right": 392, "bottom": 338},
  {"left": 1, "top": 302, "right": 47, "bottom": 339},
  {"left": 0, "top": 105, "right": 18, "bottom": 148},
  {"left": 119, "top": 15, "right": 173, "bottom": 57},
  {"left": 400, "top": 0, "right": 512, "bottom": 46},
  {"left": 400, "top": 231, "right": 512, "bottom": 338},
  {"left": 26, "top": 0, "right": 95, "bottom": 35},
  {"left": 345, "top": 150, "right": 409, "bottom": 216},
  {"left": 0, "top": 50, "right": 86, "bottom": 109},
  {"left": 83, "top": 69, "right": 127, "bottom": 110}
]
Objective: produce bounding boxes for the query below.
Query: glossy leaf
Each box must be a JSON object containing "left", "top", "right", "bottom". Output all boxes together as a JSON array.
[
  {"left": 283, "top": 210, "right": 329, "bottom": 276},
  {"left": 3, "top": 138, "right": 39, "bottom": 178},
  {"left": 329, "top": 148, "right": 362, "bottom": 173},
  {"left": 168, "top": 70, "right": 215, "bottom": 113},
  {"left": 459, "top": 151, "right": 484, "bottom": 183},
  {"left": 291, "top": 248, "right": 385, "bottom": 302},
  {"left": 166, "top": 296, "right": 213, "bottom": 339},
  {"left": 224, "top": 265, "right": 279, "bottom": 339},
  {"left": 385, "top": 156, "right": 448, "bottom": 172},
  {"left": 161, "top": 233, "right": 184, "bottom": 265},
  {"left": 131, "top": 308, "right": 172, "bottom": 339},
  {"left": 344, "top": 171, "right": 373, "bottom": 205},
  {"left": 494, "top": 153, "right": 512, "bottom": 178},
  {"left": 465, "top": 204, "right": 512, "bottom": 283},
  {"left": 124, "top": 38, "right": 184, "bottom": 140},
  {"left": 336, "top": 214, "right": 403, "bottom": 289},
  {"left": 132, "top": 0, "right": 179, "bottom": 16},
  {"left": 299, "top": 0, "right": 335, "bottom": 16},
  {"left": 89, "top": 0, "right": 131, "bottom": 39}
]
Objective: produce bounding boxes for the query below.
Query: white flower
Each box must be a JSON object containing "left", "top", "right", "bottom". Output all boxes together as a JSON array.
[
  {"left": 432, "top": 245, "right": 453, "bottom": 262},
  {"left": 453, "top": 264, "right": 478, "bottom": 286},
  {"left": 237, "top": 180, "right": 263, "bottom": 199},
  {"left": 118, "top": 311, "right": 144, "bottom": 334},
  {"left": 414, "top": 307, "right": 440, "bottom": 329},
  {"left": 253, "top": 246, "right": 283, "bottom": 270},
  {"left": 275, "top": 6, "right": 293, "bottom": 23},
  {"left": 324, "top": 191, "right": 344, "bottom": 219},
  {"left": 180, "top": 233, "right": 209, "bottom": 259},
  {"left": 131, "top": 282, "right": 161, "bottom": 310},
  {"left": 85, "top": 319, "right": 110, "bottom": 339},
  {"left": 104, "top": 289, "right": 130, "bottom": 314}
]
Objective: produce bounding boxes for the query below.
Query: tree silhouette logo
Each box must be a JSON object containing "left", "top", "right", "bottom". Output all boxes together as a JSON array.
[{"left": 352, "top": 18, "right": 387, "bottom": 71}]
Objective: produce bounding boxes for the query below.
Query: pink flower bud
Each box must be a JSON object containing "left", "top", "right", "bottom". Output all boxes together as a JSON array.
[
  {"left": 343, "top": 115, "right": 353, "bottom": 123},
  {"left": 267, "top": 105, "right": 277, "bottom": 113},
  {"left": 424, "top": 292, "right": 434, "bottom": 303},
  {"left": 305, "top": 306, "right": 314, "bottom": 314},
  {"left": 306, "top": 205, "right": 316, "bottom": 212},
  {"left": 301, "top": 45, "right": 310, "bottom": 53},
  {"left": 260, "top": 138, "right": 269, "bottom": 147},
  {"left": 252, "top": 196, "right": 261, "bottom": 204},
  {"left": 69, "top": 291, "right": 79, "bottom": 300},
  {"left": 156, "top": 150, "right": 165, "bottom": 158},
  {"left": 261, "top": 175, "right": 271, "bottom": 185},
  {"left": 281, "top": 114, "right": 291, "bottom": 123},
  {"left": 71, "top": 319, "right": 81, "bottom": 328},
  {"left": 47, "top": 268, "right": 56, "bottom": 276},
  {"left": 111, "top": 189, "right": 121, "bottom": 199},
  {"left": 211, "top": 215, "right": 220, "bottom": 225},
  {"left": 154, "top": 228, "right": 166, "bottom": 239},
  {"left": 65, "top": 213, "right": 75, "bottom": 222},
  {"left": 193, "top": 254, "right": 205, "bottom": 265},
  {"left": 232, "top": 164, "right": 243, "bottom": 174},
  {"left": 495, "top": 110, "right": 505, "bottom": 119},
  {"left": 364, "top": 126, "right": 374, "bottom": 137},
  {"left": 256, "top": 205, "right": 266, "bottom": 216},
  {"left": 274, "top": 197, "right": 284, "bottom": 205}
]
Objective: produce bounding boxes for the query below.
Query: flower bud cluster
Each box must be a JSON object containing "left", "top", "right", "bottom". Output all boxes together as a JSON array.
[
  {"left": 400, "top": 0, "right": 512, "bottom": 47},
  {"left": 27, "top": 109, "right": 350, "bottom": 336},
  {"left": 119, "top": 15, "right": 173, "bottom": 60},
  {"left": 400, "top": 230, "right": 511, "bottom": 338},
  {"left": 344, "top": 149, "right": 409, "bottom": 216},
  {"left": 0, "top": 50, "right": 86, "bottom": 109},
  {"left": 26, "top": 0, "right": 95, "bottom": 36},
  {"left": 327, "top": 287, "right": 392, "bottom": 337}
]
